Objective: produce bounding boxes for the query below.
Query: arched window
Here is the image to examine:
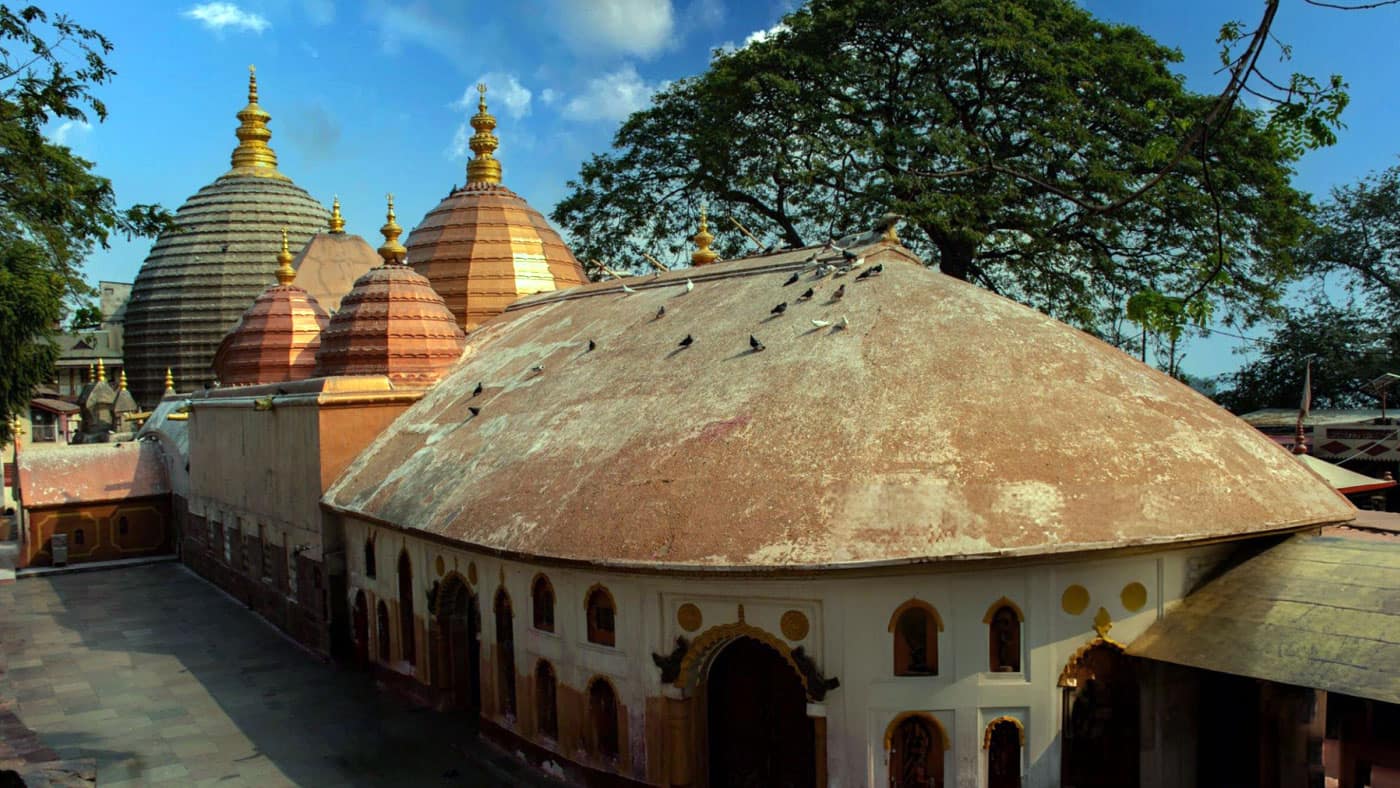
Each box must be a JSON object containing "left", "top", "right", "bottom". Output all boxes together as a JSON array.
[
  {"left": 885, "top": 712, "right": 947, "bottom": 788},
  {"left": 588, "top": 677, "right": 620, "bottom": 761},
  {"left": 535, "top": 660, "right": 558, "bottom": 740},
  {"left": 364, "top": 538, "right": 376, "bottom": 578},
  {"left": 376, "top": 600, "right": 391, "bottom": 662},
  {"left": 888, "top": 600, "right": 942, "bottom": 676},
  {"left": 397, "top": 551, "right": 415, "bottom": 665},
  {"left": 984, "top": 599, "right": 1024, "bottom": 673},
  {"left": 586, "top": 585, "right": 616, "bottom": 647},
  {"left": 985, "top": 717, "right": 1024, "bottom": 788},
  {"left": 532, "top": 575, "right": 555, "bottom": 632},
  {"left": 495, "top": 588, "right": 517, "bottom": 717}
]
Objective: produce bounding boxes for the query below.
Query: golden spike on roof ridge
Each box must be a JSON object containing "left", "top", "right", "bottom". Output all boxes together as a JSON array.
[
  {"left": 275, "top": 228, "right": 297, "bottom": 285},
  {"left": 118, "top": 369, "right": 128, "bottom": 391},
  {"left": 226, "top": 65, "right": 289, "bottom": 181},
  {"left": 164, "top": 367, "right": 175, "bottom": 392},
  {"left": 87, "top": 363, "right": 94, "bottom": 383},
  {"left": 466, "top": 83, "right": 502, "bottom": 185},
  {"left": 378, "top": 193, "right": 406, "bottom": 264},
  {"left": 329, "top": 195, "right": 345, "bottom": 234},
  {"left": 691, "top": 203, "right": 718, "bottom": 266},
  {"left": 97, "top": 358, "right": 106, "bottom": 383}
]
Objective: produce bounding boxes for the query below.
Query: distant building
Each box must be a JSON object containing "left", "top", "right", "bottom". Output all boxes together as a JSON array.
[{"left": 51, "top": 280, "right": 130, "bottom": 399}]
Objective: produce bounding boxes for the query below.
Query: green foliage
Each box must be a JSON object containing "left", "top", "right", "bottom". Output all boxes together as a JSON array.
[
  {"left": 553, "top": 0, "right": 1323, "bottom": 348},
  {"left": 0, "top": 5, "right": 171, "bottom": 443},
  {"left": 67, "top": 301, "right": 100, "bottom": 331},
  {"left": 1299, "top": 164, "right": 1400, "bottom": 308},
  {"left": 1213, "top": 300, "right": 1398, "bottom": 414}
]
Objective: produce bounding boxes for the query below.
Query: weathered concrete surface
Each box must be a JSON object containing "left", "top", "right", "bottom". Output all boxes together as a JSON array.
[
  {"left": 325, "top": 242, "right": 1355, "bottom": 569},
  {"left": 0, "top": 564, "right": 561, "bottom": 787}
]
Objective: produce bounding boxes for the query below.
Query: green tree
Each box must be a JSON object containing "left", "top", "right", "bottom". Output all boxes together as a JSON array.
[
  {"left": 553, "top": 0, "right": 1335, "bottom": 344},
  {"left": 1214, "top": 300, "right": 1397, "bottom": 414},
  {"left": 0, "top": 5, "right": 169, "bottom": 443},
  {"left": 1299, "top": 164, "right": 1400, "bottom": 307},
  {"left": 67, "top": 301, "right": 101, "bottom": 331}
]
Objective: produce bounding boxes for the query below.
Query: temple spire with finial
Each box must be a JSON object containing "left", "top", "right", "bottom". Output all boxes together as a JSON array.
[
  {"left": 378, "top": 194, "right": 406, "bottom": 264},
  {"left": 691, "top": 204, "right": 719, "bottom": 266},
  {"left": 97, "top": 358, "right": 106, "bottom": 383},
  {"left": 466, "top": 83, "right": 502, "bottom": 185},
  {"left": 275, "top": 228, "right": 297, "bottom": 285},
  {"left": 118, "top": 369, "right": 128, "bottom": 391},
  {"left": 164, "top": 367, "right": 175, "bottom": 394},
  {"left": 329, "top": 196, "right": 345, "bottom": 234},
  {"left": 227, "top": 65, "right": 288, "bottom": 181}
]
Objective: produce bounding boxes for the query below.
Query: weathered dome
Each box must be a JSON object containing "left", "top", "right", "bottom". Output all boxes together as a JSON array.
[
  {"left": 291, "top": 198, "right": 382, "bottom": 313},
  {"left": 325, "top": 239, "right": 1355, "bottom": 571},
  {"left": 212, "top": 231, "right": 331, "bottom": 387},
  {"left": 405, "top": 84, "right": 587, "bottom": 332},
  {"left": 314, "top": 198, "right": 466, "bottom": 387},
  {"left": 122, "top": 68, "right": 329, "bottom": 405}
]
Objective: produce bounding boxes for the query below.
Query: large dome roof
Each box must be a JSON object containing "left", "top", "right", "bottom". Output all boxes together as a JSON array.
[
  {"left": 212, "top": 232, "right": 330, "bottom": 387},
  {"left": 324, "top": 239, "right": 1355, "bottom": 571},
  {"left": 314, "top": 198, "right": 466, "bottom": 387},
  {"left": 123, "top": 68, "right": 329, "bottom": 405},
  {"left": 405, "top": 84, "right": 587, "bottom": 332},
  {"left": 290, "top": 198, "right": 382, "bottom": 313}
]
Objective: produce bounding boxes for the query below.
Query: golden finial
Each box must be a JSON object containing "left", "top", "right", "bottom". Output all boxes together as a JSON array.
[
  {"left": 329, "top": 195, "right": 345, "bottom": 234},
  {"left": 87, "top": 363, "right": 94, "bottom": 383},
  {"left": 275, "top": 228, "right": 296, "bottom": 285},
  {"left": 97, "top": 358, "right": 106, "bottom": 383},
  {"left": 691, "top": 203, "right": 719, "bottom": 266},
  {"left": 378, "top": 193, "right": 406, "bottom": 264},
  {"left": 226, "top": 64, "right": 288, "bottom": 181},
  {"left": 466, "top": 83, "right": 502, "bottom": 185},
  {"left": 118, "top": 369, "right": 128, "bottom": 391},
  {"left": 164, "top": 367, "right": 175, "bottom": 393}
]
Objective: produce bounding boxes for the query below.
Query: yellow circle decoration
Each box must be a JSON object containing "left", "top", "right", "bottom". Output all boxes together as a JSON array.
[
  {"left": 780, "top": 610, "right": 810, "bottom": 642},
  {"left": 1061, "top": 584, "right": 1090, "bottom": 615},
  {"left": 435, "top": 556, "right": 446, "bottom": 577},
  {"left": 467, "top": 562, "right": 478, "bottom": 586},
  {"left": 1121, "top": 582, "right": 1148, "bottom": 612},
  {"left": 677, "top": 603, "right": 703, "bottom": 632}
]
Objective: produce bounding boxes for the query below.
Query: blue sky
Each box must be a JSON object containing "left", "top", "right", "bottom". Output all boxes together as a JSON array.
[{"left": 49, "top": 0, "right": 1400, "bottom": 379}]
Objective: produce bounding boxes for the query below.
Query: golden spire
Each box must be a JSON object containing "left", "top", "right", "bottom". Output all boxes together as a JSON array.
[
  {"left": 227, "top": 65, "right": 288, "bottom": 181},
  {"left": 118, "top": 369, "right": 128, "bottom": 391},
  {"left": 466, "top": 83, "right": 502, "bottom": 185},
  {"left": 97, "top": 358, "right": 106, "bottom": 383},
  {"left": 378, "top": 193, "right": 406, "bottom": 264},
  {"left": 691, "top": 204, "right": 718, "bottom": 266},
  {"left": 87, "top": 363, "right": 94, "bottom": 383},
  {"left": 164, "top": 367, "right": 175, "bottom": 393},
  {"left": 329, "top": 196, "right": 345, "bottom": 234},
  {"left": 275, "top": 228, "right": 297, "bottom": 285}
]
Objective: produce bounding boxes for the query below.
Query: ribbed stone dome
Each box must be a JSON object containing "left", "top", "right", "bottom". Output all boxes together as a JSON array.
[
  {"left": 122, "top": 68, "right": 329, "bottom": 405},
  {"left": 405, "top": 85, "right": 587, "bottom": 333}
]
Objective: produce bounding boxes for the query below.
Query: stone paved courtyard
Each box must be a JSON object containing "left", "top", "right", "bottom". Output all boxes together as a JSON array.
[{"left": 0, "top": 562, "right": 556, "bottom": 787}]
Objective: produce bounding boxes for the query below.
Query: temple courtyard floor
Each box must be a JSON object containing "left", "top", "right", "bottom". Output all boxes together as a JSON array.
[{"left": 0, "top": 561, "right": 557, "bottom": 787}]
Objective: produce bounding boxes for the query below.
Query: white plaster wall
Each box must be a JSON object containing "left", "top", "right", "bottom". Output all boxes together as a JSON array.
[{"left": 341, "top": 516, "right": 1236, "bottom": 788}]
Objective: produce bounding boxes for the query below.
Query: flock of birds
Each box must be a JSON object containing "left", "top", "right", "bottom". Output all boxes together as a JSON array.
[{"left": 463, "top": 235, "right": 889, "bottom": 420}]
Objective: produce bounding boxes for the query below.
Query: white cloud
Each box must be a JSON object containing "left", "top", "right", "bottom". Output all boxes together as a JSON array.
[
  {"left": 367, "top": 0, "right": 469, "bottom": 66},
  {"left": 49, "top": 120, "right": 92, "bottom": 146},
  {"left": 448, "top": 123, "right": 470, "bottom": 159},
  {"left": 718, "top": 22, "right": 789, "bottom": 55},
  {"left": 456, "top": 73, "right": 532, "bottom": 120},
  {"left": 563, "top": 64, "right": 661, "bottom": 122},
  {"left": 539, "top": 88, "right": 559, "bottom": 106},
  {"left": 182, "top": 2, "right": 270, "bottom": 34},
  {"left": 556, "top": 0, "right": 674, "bottom": 59}
]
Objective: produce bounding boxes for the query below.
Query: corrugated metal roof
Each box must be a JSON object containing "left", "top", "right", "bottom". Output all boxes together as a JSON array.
[
  {"left": 1240, "top": 408, "right": 1392, "bottom": 430},
  {"left": 1128, "top": 532, "right": 1400, "bottom": 705},
  {"left": 323, "top": 240, "right": 1355, "bottom": 570}
]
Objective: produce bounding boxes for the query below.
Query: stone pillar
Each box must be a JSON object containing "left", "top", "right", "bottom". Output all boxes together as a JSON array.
[
  {"left": 809, "top": 702, "right": 828, "bottom": 787},
  {"left": 664, "top": 686, "right": 693, "bottom": 787}
]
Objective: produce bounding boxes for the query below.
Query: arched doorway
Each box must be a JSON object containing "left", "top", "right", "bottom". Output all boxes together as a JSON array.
[
  {"left": 706, "top": 636, "right": 813, "bottom": 788},
  {"left": 437, "top": 575, "right": 480, "bottom": 712},
  {"left": 397, "top": 551, "right": 415, "bottom": 665},
  {"left": 1061, "top": 641, "right": 1139, "bottom": 787},
  {"left": 495, "top": 588, "right": 516, "bottom": 718},
  {"left": 985, "top": 717, "right": 1022, "bottom": 788},
  {"left": 351, "top": 590, "right": 369, "bottom": 667},
  {"left": 887, "top": 713, "right": 945, "bottom": 788}
]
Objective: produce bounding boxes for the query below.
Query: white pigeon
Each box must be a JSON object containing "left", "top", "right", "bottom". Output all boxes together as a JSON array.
[
  {"left": 837, "top": 315, "right": 850, "bottom": 330},
  {"left": 685, "top": 278, "right": 695, "bottom": 293},
  {"left": 621, "top": 283, "right": 637, "bottom": 293},
  {"left": 854, "top": 257, "right": 865, "bottom": 268},
  {"left": 811, "top": 319, "right": 832, "bottom": 328}
]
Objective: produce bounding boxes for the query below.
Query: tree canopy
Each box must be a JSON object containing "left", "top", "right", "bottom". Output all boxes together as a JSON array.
[
  {"left": 0, "top": 5, "right": 169, "bottom": 443},
  {"left": 553, "top": 0, "right": 1330, "bottom": 349},
  {"left": 1298, "top": 163, "right": 1400, "bottom": 308}
]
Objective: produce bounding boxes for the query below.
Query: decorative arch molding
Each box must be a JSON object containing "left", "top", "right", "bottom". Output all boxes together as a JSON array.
[
  {"left": 1057, "top": 637, "right": 1126, "bottom": 688},
  {"left": 983, "top": 715, "right": 1026, "bottom": 748},
  {"left": 981, "top": 596, "right": 1025, "bottom": 624},
  {"left": 436, "top": 571, "right": 472, "bottom": 618},
  {"left": 883, "top": 711, "right": 951, "bottom": 752},
  {"left": 582, "top": 582, "right": 615, "bottom": 610},
  {"left": 887, "top": 598, "right": 945, "bottom": 632},
  {"left": 676, "top": 620, "right": 811, "bottom": 698}
]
